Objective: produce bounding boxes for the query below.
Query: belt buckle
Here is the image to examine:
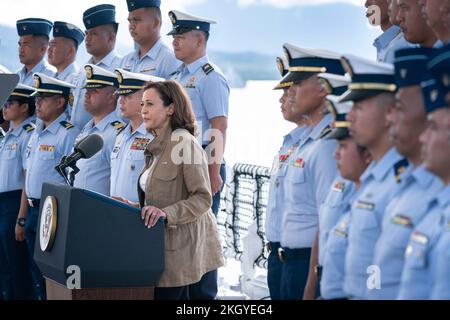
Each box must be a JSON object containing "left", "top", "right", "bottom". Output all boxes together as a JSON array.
[
  {"left": 27, "top": 199, "right": 34, "bottom": 208},
  {"left": 278, "top": 247, "right": 285, "bottom": 263}
]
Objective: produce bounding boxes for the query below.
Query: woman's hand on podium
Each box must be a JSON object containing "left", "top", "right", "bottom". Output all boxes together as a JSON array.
[
  {"left": 141, "top": 205, "right": 167, "bottom": 229},
  {"left": 112, "top": 196, "right": 140, "bottom": 208}
]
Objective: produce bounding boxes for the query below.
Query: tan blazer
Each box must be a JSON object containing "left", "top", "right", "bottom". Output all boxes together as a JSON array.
[{"left": 138, "top": 125, "right": 224, "bottom": 287}]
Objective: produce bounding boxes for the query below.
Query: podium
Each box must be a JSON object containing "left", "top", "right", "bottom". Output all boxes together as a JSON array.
[{"left": 34, "top": 183, "right": 165, "bottom": 300}]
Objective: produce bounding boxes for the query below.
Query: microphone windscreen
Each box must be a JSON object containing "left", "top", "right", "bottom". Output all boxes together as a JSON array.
[{"left": 76, "top": 134, "right": 104, "bottom": 159}]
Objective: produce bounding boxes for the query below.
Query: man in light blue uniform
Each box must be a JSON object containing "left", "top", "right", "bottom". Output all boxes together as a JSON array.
[
  {"left": 120, "top": 0, "right": 180, "bottom": 79},
  {"left": 302, "top": 73, "right": 353, "bottom": 298},
  {"left": 398, "top": 78, "right": 449, "bottom": 300},
  {"left": 341, "top": 55, "right": 410, "bottom": 300},
  {"left": 0, "top": 84, "right": 36, "bottom": 300},
  {"left": 369, "top": 48, "right": 444, "bottom": 300},
  {"left": 71, "top": 4, "right": 122, "bottom": 129},
  {"left": 73, "top": 64, "right": 125, "bottom": 196},
  {"left": 168, "top": 10, "right": 230, "bottom": 300},
  {"left": 16, "top": 18, "right": 55, "bottom": 86},
  {"left": 110, "top": 69, "right": 163, "bottom": 203},
  {"left": 318, "top": 95, "right": 371, "bottom": 300},
  {"left": 48, "top": 21, "right": 85, "bottom": 120},
  {"left": 23, "top": 73, "right": 79, "bottom": 299},
  {"left": 419, "top": 0, "right": 450, "bottom": 45},
  {"left": 49, "top": 21, "right": 85, "bottom": 84},
  {"left": 275, "top": 43, "right": 345, "bottom": 300},
  {"left": 265, "top": 56, "right": 310, "bottom": 300}
]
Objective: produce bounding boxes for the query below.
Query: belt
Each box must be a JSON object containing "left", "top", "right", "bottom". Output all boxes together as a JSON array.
[
  {"left": 0, "top": 190, "right": 22, "bottom": 200},
  {"left": 27, "top": 198, "right": 41, "bottom": 208},
  {"left": 278, "top": 247, "right": 312, "bottom": 263},
  {"left": 266, "top": 241, "right": 281, "bottom": 253}
]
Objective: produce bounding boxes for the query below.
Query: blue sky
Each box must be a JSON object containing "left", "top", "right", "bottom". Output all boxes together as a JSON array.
[{"left": 0, "top": 0, "right": 380, "bottom": 60}]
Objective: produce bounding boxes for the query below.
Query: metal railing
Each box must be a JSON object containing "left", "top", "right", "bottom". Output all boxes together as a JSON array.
[{"left": 217, "top": 163, "right": 271, "bottom": 269}]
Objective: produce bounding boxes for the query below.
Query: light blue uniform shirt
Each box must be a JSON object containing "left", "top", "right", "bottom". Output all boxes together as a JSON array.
[
  {"left": 344, "top": 148, "right": 410, "bottom": 299},
  {"left": 74, "top": 111, "right": 125, "bottom": 196},
  {"left": 55, "top": 62, "right": 79, "bottom": 85},
  {"left": 321, "top": 211, "right": 352, "bottom": 300},
  {"left": 170, "top": 55, "right": 230, "bottom": 146},
  {"left": 318, "top": 176, "right": 356, "bottom": 266},
  {"left": 431, "top": 186, "right": 450, "bottom": 299},
  {"left": 120, "top": 38, "right": 180, "bottom": 79},
  {"left": 265, "top": 126, "right": 310, "bottom": 243},
  {"left": 281, "top": 114, "right": 338, "bottom": 249},
  {"left": 369, "top": 166, "right": 443, "bottom": 299},
  {"left": 398, "top": 185, "right": 450, "bottom": 300},
  {"left": 110, "top": 123, "right": 153, "bottom": 202},
  {"left": 25, "top": 113, "right": 79, "bottom": 199},
  {"left": 70, "top": 50, "right": 122, "bottom": 129},
  {"left": 17, "top": 59, "right": 55, "bottom": 86},
  {"left": 55, "top": 62, "right": 80, "bottom": 120},
  {"left": 374, "top": 25, "right": 415, "bottom": 63},
  {"left": 0, "top": 118, "right": 35, "bottom": 193}
]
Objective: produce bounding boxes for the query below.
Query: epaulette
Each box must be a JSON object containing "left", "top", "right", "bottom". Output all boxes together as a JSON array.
[
  {"left": 60, "top": 121, "right": 74, "bottom": 130},
  {"left": 169, "top": 70, "right": 179, "bottom": 77},
  {"left": 23, "top": 123, "right": 36, "bottom": 133},
  {"left": 319, "top": 125, "right": 332, "bottom": 139},
  {"left": 394, "top": 158, "right": 409, "bottom": 183},
  {"left": 111, "top": 121, "right": 126, "bottom": 135},
  {"left": 202, "top": 63, "right": 214, "bottom": 75}
]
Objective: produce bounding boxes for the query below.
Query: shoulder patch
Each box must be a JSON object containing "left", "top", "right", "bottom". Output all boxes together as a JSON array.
[
  {"left": 60, "top": 121, "right": 74, "bottom": 130},
  {"left": 111, "top": 121, "right": 126, "bottom": 135},
  {"left": 394, "top": 158, "right": 409, "bottom": 183},
  {"left": 202, "top": 63, "right": 214, "bottom": 75},
  {"left": 22, "top": 123, "right": 36, "bottom": 133},
  {"left": 319, "top": 125, "right": 332, "bottom": 139}
]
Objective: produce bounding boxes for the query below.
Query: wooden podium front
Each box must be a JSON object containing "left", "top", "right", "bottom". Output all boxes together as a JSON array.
[{"left": 46, "top": 279, "right": 154, "bottom": 300}]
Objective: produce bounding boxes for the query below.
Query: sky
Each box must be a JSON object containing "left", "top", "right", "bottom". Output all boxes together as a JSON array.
[{"left": 0, "top": 0, "right": 380, "bottom": 60}]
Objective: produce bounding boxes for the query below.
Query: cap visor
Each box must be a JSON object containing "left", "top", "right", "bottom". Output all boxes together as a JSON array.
[
  {"left": 339, "top": 89, "right": 388, "bottom": 103},
  {"left": 324, "top": 127, "right": 350, "bottom": 140}
]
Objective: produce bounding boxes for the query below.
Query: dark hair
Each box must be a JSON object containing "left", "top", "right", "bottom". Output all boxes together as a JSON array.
[
  {"left": 143, "top": 80, "right": 197, "bottom": 136},
  {"left": 10, "top": 97, "right": 36, "bottom": 117}
]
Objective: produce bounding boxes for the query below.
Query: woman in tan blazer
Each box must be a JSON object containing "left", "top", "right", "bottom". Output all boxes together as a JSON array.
[{"left": 138, "top": 80, "right": 224, "bottom": 300}]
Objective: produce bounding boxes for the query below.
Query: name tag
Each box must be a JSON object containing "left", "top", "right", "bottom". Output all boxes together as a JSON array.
[
  {"left": 391, "top": 214, "right": 413, "bottom": 228},
  {"left": 334, "top": 228, "right": 348, "bottom": 238},
  {"left": 39, "top": 145, "right": 55, "bottom": 152},
  {"left": 5, "top": 143, "right": 17, "bottom": 151},
  {"left": 140, "top": 68, "right": 156, "bottom": 73},
  {"left": 356, "top": 200, "right": 375, "bottom": 211},
  {"left": 411, "top": 231, "right": 428, "bottom": 245}
]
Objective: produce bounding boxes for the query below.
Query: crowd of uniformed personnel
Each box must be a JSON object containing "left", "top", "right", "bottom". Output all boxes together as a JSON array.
[{"left": 0, "top": 0, "right": 449, "bottom": 301}]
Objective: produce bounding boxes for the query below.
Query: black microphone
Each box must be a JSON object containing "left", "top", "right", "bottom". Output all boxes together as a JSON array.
[{"left": 65, "top": 133, "right": 104, "bottom": 167}]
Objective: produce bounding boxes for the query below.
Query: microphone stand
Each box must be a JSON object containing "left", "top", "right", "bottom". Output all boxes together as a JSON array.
[{"left": 55, "top": 156, "right": 80, "bottom": 187}]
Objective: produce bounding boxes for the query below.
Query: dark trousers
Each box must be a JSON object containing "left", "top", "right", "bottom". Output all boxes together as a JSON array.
[
  {"left": 188, "top": 163, "right": 226, "bottom": 300},
  {"left": 267, "top": 242, "right": 282, "bottom": 300},
  {"left": 0, "top": 192, "right": 34, "bottom": 300},
  {"left": 280, "top": 248, "right": 312, "bottom": 300},
  {"left": 25, "top": 204, "right": 46, "bottom": 300},
  {"left": 155, "top": 285, "right": 189, "bottom": 300}
]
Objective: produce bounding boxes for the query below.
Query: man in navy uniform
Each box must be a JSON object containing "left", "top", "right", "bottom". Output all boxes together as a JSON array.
[
  {"left": 22, "top": 74, "right": 79, "bottom": 299},
  {"left": 369, "top": 48, "right": 443, "bottom": 299},
  {"left": 16, "top": 18, "right": 55, "bottom": 86},
  {"left": 48, "top": 21, "right": 85, "bottom": 84},
  {"left": 0, "top": 84, "right": 36, "bottom": 300},
  {"left": 73, "top": 65, "right": 125, "bottom": 196},
  {"left": 121, "top": 0, "right": 180, "bottom": 78},
  {"left": 341, "top": 55, "right": 410, "bottom": 299},
  {"left": 71, "top": 4, "right": 122, "bottom": 129},
  {"left": 274, "top": 43, "right": 345, "bottom": 300},
  {"left": 168, "top": 9, "right": 230, "bottom": 300}
]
